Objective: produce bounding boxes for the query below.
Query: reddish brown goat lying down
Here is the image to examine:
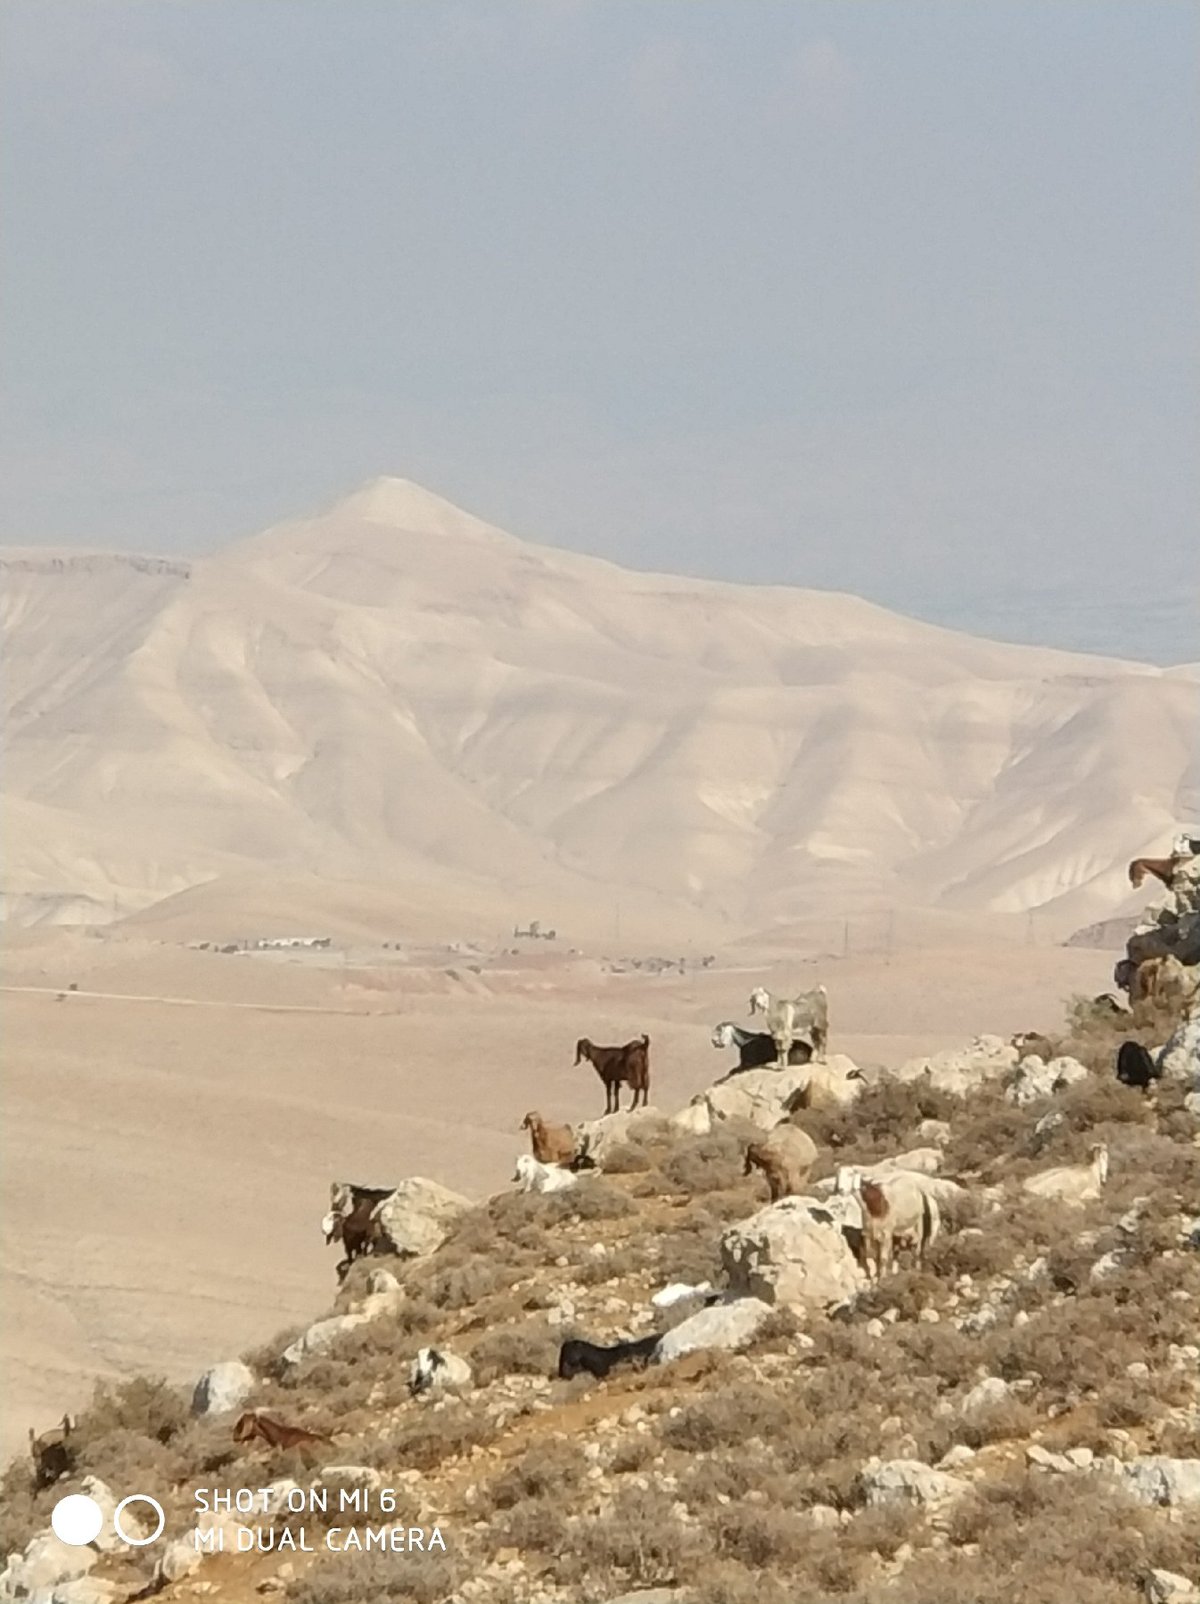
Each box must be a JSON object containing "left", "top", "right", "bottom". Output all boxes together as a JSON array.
[{"left": 232, "top": 1410, "right": 331, "bottom": 1451}]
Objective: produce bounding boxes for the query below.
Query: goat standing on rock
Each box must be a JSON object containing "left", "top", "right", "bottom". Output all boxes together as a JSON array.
[
  {"left": 575, "top": 1034, "right": 650, "bottom": 1113},
  {"left": 749, "top": 985, "right": 828, "bottom": 1065},
  {"left": 711, "top": 1021, "right": 812, "bottom": 1072}
]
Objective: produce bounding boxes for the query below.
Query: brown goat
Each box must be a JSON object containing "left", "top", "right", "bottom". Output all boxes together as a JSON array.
[
  {"left": 575, "top": 1034, "right": 650, "bottom": 1114},
  {"left": 1128, "top": 855, "right": 1186, "bottom": 890},
  {"left": 232, "top": 1410, "right": 331, "bottom": 1451},
  {"left": 521, "top": 1110, "right": 577, "bottom": 1166},
  {"left": 28, "top": 1415, "right": 74, "bottom": 1490},
  {"left": 1130, "top": 954, "right": 1199, "bottom": 1010},
  {"left": 742, "top": 1123, "right": 817, "bottom": 1202},
  {"left": 327, "top": 1195, "right": 392, "bottom": 1283}
]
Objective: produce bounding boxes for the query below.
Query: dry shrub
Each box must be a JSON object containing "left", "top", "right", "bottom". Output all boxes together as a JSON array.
[
  {"left": 572, "top": 1242, "right": 646, "bottom": 1285},
  {"left": 1060, "top": 989, "right": 1184, "bottom": 1075},
  {"left": 243, "top": 1323, "right": 306, "bottom": 1376},
  {"left": 0, "top": 1466, "right": 47, "bottom": 1563},
  {"left": 492, "top": 1498, "right": 572, "bottom": 1557},
  {"left": 658, "top": 1131, "right": 747, "bottom": 1195},
  {"left": 662, "top": 1379, "right": 781, "bottom": 1452},
  {"left": 957, "top": 1395, "right": 1041, "bottom": 1448},
  {"left": 483, "top": 1437, "right": 587, "bottom": 1511},
  {"left": 925, "top": 1473, "right": 1173, "bottom": 1604},
  {"left": 1054, "top": 1075, "right": 1156, "bottom": 1134},
  {"left": 546, "top": 1178, "right": 638, "bottom": 1223},
  {"left": 469, "top": 1321, "right": 560, "bottom": 1383},
  {"left": 425, "top": 1259, "right": 515, "bottom": 1310},
  {"left": 78, "top": 1375, "right": 189, "bottom": 1445},
  {"left": 442, "top": 1192, "right": 549, "bottom": 1257},
  {"left": 600, "top": 1138, "right": 654, "bottom": 1173},
  {"left": 712, "top": 1501, "right": 816, "bottom": 1569},
  {"left": 941, "top": 1088, "right": 1037, "bottom": 1178},
  {"left": 691, "top": 1563, "right": 806, "bottom": 1604},
  {"left": 288, "top": 1549, "right": 463, "bottom": 1604},
  {"left": 561, "top": 1487, "right": 710, "bottom": 1591},
  {"left": 651, "top": 1220, "right": 726, "bottom": 1288},
  {"left": 804, "top": 1077, "right": 960, "bottom": 1158},
  {"left": 361, "top": 1398, "right": 491, "bottom": 1473}
]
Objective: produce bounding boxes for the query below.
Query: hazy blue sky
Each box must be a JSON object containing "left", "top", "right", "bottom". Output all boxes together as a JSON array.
[{"left": 2, "top": 2, "right": 1196, "bottom": 660}]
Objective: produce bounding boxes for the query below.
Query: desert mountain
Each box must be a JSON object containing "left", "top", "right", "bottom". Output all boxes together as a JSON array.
[{"left": 2, "top": 477, "right": 1196, "bottom": 936}]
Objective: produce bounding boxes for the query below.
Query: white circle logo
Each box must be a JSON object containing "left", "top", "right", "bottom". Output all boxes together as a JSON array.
[
  {"left": 51, "top": 1494, "right": 104, "bottom": 1547},
  {"left": 113, "top": 1494, "right": 166, "bottom": 1546}
]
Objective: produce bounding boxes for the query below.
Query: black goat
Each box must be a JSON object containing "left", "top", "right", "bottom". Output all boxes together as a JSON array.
[
  {"left": 1115, "top": 1040, "right": 1160, "bottom": 1091},
  {"left": 557, "top": 1335, "right": 660, "bottom": 1381}
]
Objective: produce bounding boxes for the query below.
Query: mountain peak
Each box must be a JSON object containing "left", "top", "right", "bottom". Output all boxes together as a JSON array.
[{"left": 332, "top": 476, "right": 506, "bottom": 540}]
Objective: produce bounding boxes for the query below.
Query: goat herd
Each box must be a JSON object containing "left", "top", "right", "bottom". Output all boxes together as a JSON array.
[{"left": 25, "top": 953, "right": 1194, "bottom": 1490}]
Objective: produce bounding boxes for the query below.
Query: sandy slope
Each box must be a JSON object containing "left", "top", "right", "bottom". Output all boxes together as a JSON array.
[
  {"left": 3, "top": 477, "right": 1196, "bottom": 934},
  {"left": 0, "top": 932, "right": 1114, "bottom": 1458}
]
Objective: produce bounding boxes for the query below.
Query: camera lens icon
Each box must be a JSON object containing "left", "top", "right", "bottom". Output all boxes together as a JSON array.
[{"left": 52, "top": 1492, "right": 165, "bottom": 1548}]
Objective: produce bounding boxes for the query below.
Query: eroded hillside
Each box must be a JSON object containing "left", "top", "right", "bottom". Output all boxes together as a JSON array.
[{"left": 4, "top": 478, "right": 1196, "bottom": 935}]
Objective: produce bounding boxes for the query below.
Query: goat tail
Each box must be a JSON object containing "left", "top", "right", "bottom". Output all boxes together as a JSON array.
[
  {"left": 641, "top": 1033, "right": 650, "bottom": 1048},
  {"left": 920, "top": 1191, "right": 938, "bottom": 1259}
]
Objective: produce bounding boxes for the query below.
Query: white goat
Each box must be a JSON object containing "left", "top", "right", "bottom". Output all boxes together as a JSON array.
[
  {"left": 651, "top": 1281, "right": 715, "bottom": 1309},
  {"left": 818, "top": 1155, "right": 960, "bottom": 1202},
  {"left": 748, "top": 984, "right": 828, "bottom": 1065},
  {"left": 1022, "top": 1142, "right": 1109, "bottom": 1205},
  {"left": 834, "top": 1164, "right": 942, "bottom": 1276},
  {"left": 408, "top": 1347, "right": 473, "bottom": 1398},
  {"left": 513, "top": 1153, "right": 578, "bottom": 1194}
]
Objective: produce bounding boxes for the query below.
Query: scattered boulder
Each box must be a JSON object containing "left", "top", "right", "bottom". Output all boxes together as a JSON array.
[
  {"left": 1145, "top": 1569, "right": 1200, "bottom": 1604},
  {"left": 894, "top": 1035, "right": 1017, "bottom": 1096},
  {"left": 0, "top": 1533, "right": 98, "bottom": 1600},
  {"left": 375, "top": 1177, "right": 472, "bottom": 1258},
  {"left": 1027, "top": 1444, "right": 1076, "bottom": 1473},
  {"left": 653, "top": 1297, "right": 773, "bottom": 1365},
  {"left": 191, "top": 1360, "right": 255, "bottom": 1417},
  {"left": 1113, "top": 1457, "right": 1200, "bottom": 1507},
  {"left": 1158, "top": 1007, "right": 1200, "bottom": 1085},
  {"left": 319, "top": 1466, "right": 384, "bottom": 1493},
  {"left": 155, "top": 1537, "right": 204, "bottom": 1586},
  {"left": 860, "top": 1458, "right": 968, "bottom": 1508},
  {"left": 282, "top": 1312, "right": 372, "bottom": 1368},
  {"left": 600, "top": 1593, "right": 685, "bottom": 1604},
  {"left": 721, "top": 1198, "right": 865, "bottom": 1311},
  {"left": 960, "top": 1376, "right": 1010, "bottom": 1413},
  {"left": 1006, "top": 1054, "right": 1089, "bottom": 1106},
  {"left": 668, "top": 1101, "right": 712, "bottom": 1138},
  {"left": 697, "top": 1063, "right": 816, "bottom": 1130},
  {"left": 578, "top": 1108, "right": 671, "bottom": 1164},
  {"left": 50, "top": 1584, "right": 121, "bottom": 1604}
]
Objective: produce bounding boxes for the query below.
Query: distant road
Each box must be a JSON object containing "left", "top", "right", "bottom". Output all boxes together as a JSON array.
[{"left": 0, "top": 984, "right": 379, "bottom": 1016}]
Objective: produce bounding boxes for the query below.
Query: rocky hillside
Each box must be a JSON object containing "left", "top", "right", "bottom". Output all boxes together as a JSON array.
[
  {"left": 5, "top": 477, "right": 1197, "bottom": 935},
  {"left": 3, "top": 985, "right": 1199, "bottom": 1604}
]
